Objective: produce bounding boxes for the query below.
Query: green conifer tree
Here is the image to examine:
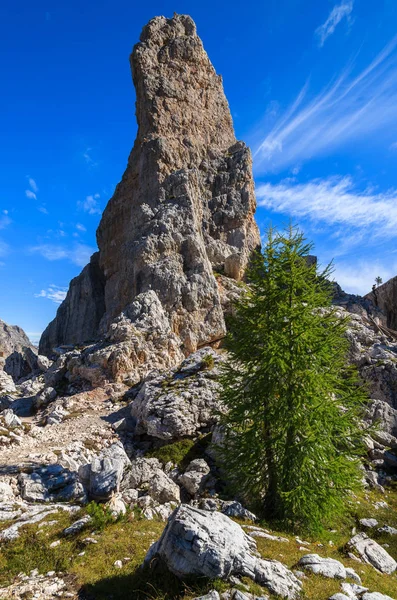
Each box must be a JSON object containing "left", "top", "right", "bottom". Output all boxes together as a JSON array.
[{"left": 219, "top": 225, "right": 367, "bottom": 531}]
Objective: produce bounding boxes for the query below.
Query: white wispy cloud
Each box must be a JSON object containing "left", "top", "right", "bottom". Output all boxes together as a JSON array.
[
  {"left": 334, "top": 259, "right": 397, "bottom": 296},
  {"left": 76, "top": 223, "right": 87, "bottom": 232},
  {"left": 35, "top": 285, "right": 67, "bottom": 304},
  {"left": 0, "top": 213, "right": 11, "bottom": 230},
  {"left": 254, "top": 35, "right": 397, "bottom": 172},
  {"left": 315, "top": 1, "right": 354, "bottom": 47},
  {"left": 83, "top": 148, "right": 97, "bottom": 167},
  {"left": 29, "top": 243, "right": 95, "bottom": 267},
  {"left": 38, "top": 206, "right": 49, "bottom": 214},
  {"left": 25, "top": 177, "right": 39, "bottom": 200},
  {"left": 256, "top": 175, "right": 397, "bottom": 240},
  {"left": 79, "top": 194, "right": 101, "bottom": 215},
  {"left": 28, "top": 178, "right": 38, "bottom": 193}
]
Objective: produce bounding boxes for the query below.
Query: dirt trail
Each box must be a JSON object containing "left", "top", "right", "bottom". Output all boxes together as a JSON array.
[{"left": 0, "top": 388, "right": 124, "bottom": 468}]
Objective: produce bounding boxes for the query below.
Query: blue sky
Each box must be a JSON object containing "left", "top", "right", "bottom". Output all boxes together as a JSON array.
[{"left": 1, "top": 0, "right": 397, "bottom": 343}]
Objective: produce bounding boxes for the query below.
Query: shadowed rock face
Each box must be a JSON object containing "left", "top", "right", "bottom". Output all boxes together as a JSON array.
[
  {"left": 365, "top": 276, "right": 397, "bottom": 332},
  {"left": 40, "top": 14, "right": 260, "bottom": 359},
  {"left": 40, "top": 253, "right": 105, "bottom": 355}
]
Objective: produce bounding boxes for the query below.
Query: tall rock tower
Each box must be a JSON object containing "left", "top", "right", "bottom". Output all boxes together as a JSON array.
[{"left": 40, "top": 14, "right": 260, "bottom": 365}]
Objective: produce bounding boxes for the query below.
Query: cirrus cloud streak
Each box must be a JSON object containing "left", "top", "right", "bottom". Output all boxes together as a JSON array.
[
  {"left": 256, "top": 176, "right": 397, "bottom": 239},
  {"left": 254, "top": 36, "right": 397, "bottom": 172}
]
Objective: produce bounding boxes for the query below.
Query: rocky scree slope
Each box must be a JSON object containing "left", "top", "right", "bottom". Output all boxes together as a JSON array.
[
  {"left": 39, "top": 13, "right": 260, "bottom": 390},
  {"left": 0, "top": 306, "right": 397, "bottom": 598}
]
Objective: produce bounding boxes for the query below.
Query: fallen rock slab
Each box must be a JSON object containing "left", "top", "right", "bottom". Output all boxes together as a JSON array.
[
  {"left": 298, "top": 554, "right": 347, "bottom": 579},
  {"left": 360, "top": 518, "right": 378, "bottom": 528},
  {"left": 19, "top": 465, "right": 86, "bottom": 504},
  {"left": 347, "top": 533, "right": 397, "bottom": 574},
  {"left": 0, "top": 504, "right": 79, "bottom": 541},
  {"left": 62, "top": 514, "right": 92, "bottom": 536},
  {"left": 144, "top": 504, "right": 301, "bottom": 599}
]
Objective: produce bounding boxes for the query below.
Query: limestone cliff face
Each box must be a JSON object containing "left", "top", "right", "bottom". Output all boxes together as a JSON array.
[
  {"left": 365, "top": 276, "right": 397, "bottom": 331},
  {"left": 39, "top": 14, "right": 260, "bottom": 361}
]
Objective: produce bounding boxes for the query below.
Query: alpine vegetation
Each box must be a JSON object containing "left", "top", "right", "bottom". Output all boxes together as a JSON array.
[{"left": 219, "top": 225, "right": 368, "bottom": 531}]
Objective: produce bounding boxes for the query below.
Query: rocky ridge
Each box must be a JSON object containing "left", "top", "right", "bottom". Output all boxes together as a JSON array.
[{"left": 0, "top": 319, "right": 40, "bottom": 381}]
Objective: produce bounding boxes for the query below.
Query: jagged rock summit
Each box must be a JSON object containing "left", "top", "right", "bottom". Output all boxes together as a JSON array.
[{"left": 40, "top": 13, "right": 260, "bottom": 371}]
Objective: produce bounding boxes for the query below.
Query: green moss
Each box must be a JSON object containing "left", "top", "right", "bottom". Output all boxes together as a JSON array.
[{"left": 146, "top": 435, "right": 211, "bottom": 470}]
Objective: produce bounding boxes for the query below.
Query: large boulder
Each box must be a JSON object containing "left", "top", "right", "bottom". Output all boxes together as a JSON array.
[
  {"left": 179, "top": 459, "right": 211, "bottom": 496},
  {"left": 347, "top": 533, "right": 397, "bottom": 574},
  {"left": 121, "top": 457, "right": 180, "bottom": 504},
  {"left": 298, "top": 555, "right": 348, "bottom": 579},
  {"left": 130, "top": 348, "right": 223, "bottom": 439},
  {"left": 18, "top": 465, "right": 85, "bottom": 504},
  {"left": 79, "top": 443, "right": 130, "bottom": 501},
  {"left": 144, "top": 505, "right": 301, "bottom": 599}
]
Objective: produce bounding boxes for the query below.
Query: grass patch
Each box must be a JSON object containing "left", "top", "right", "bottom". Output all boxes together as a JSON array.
[
  {"left": 0, "top": 510, "right": 81, "bottom": 586},
  {"left": 0, "top": 487, "right": 397, "bottom": 599},
  {"left": 252, "top": 486, "right": 397, "bottom": 599},
  {"left": 146, "top": 435, "right": 211, "bottom": 470}
]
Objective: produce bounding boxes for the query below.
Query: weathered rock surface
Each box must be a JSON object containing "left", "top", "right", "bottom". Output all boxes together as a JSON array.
[
  {"left": 366, "top": 277, "right": 397, "bottom": 331},
  {"left": 331, "top": 308, "right": 397, "bottom": 433},
  {"left": 347, "top": 533, "right": 397, "bottom": 574},
  {"left": 18, "top": 465, "right": 86, "bottom": 504},
  {"left": 0, "top": 370, "right": 16, "bottom": 394},
  {"left": 145, "top": 505, "right": 301, "bottom": 599},
  {"left": 78, "top": 443, "right": 130, "bottom": 501},
  {"left": 298, "top": 554, "right": 348, "bottom": 579},
  {"left": 179, "top": 458, "right": 211, "bottom": 496},
  {"left": 0, "top": 318, "right": 39, "bottom": 380},
  {"left": 40, "top": 252, "right": 106, "bottom": 355},
  {"left": 120, "top": 457, "right": 181, "bottom": 504},
  {"left": 39, "top": 13, "right": 260, "bottom": 385},
  {"left": 130, "top": 347, "right": 223, "bottom": 439},
  {"left": 0, "top": 503, "right": 79, "bottom": 542}
]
